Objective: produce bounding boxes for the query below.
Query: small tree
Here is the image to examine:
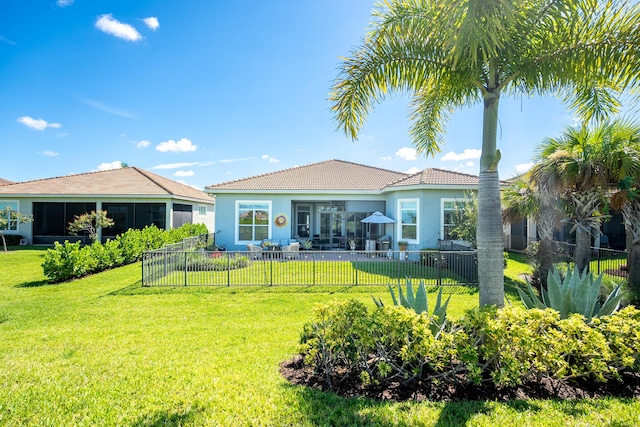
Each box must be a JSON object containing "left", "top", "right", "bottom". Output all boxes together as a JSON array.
[
  {"left": 68, "top": 210, "right": 114, "bottom": 243},
  {"left": 449, "top": 193, "right": 477, "bottom": 248},
  {"left": 0, "top": 206, "right": 33, "bottom": 251}
]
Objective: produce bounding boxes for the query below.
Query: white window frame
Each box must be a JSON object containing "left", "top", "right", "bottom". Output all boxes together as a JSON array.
[
  {"left": 396, "top": 198, "right": 419, "bottom": 243},
  {"left": 441, "top": 197, "right": 472, "bottom": 240},
  {"left": 0, "top": 200, "right": 19, "bottom": 233},
  {"left": 235, "top": 200, "right": 272, "bottom": 244},
  {"left": 198, "top": 205, "right": 207, "bottom": 216}
]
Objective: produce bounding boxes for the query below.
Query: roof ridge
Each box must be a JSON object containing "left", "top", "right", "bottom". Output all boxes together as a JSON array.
[
  {"left": 133, "top": 167, "right": 177, "bottom": 195},
  {"left": 0, "top": 167, "right": 123, "bottom": 186},
  {"left": 205, "top": 159, "right": 406, "bottom": 189},
  {"left": 427, "top": 167, "right": 479, "bottom": 178}
]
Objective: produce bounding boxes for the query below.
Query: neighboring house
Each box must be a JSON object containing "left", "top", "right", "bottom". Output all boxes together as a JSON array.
[
  {"left": 205, "top": 159, "right": 479, "bottom": 251},
  {"left": 0, "top": 167, "right": 215, "bottom": 244}
]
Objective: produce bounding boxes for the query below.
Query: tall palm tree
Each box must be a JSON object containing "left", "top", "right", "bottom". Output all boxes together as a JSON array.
[
  {"left": 330, "top": 0, "right": 640, "bottom": 306},
  {"left": 502, "top": 174, "right": 561, "bottom": 288}
]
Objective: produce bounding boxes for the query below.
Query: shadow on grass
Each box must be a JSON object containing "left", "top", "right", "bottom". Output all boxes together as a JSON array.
[
  {"left": 129, "top": 405, "right": 204, "bottom": 427},
  {"left": 15, "top": 279, "right": 51, "bottom": 288},
  {"left": 285, "top": 384, "right": 546, "bottom": 426}
]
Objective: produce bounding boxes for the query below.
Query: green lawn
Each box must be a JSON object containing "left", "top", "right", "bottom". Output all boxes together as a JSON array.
[{"left": 1, "top": 248, "right": 639, "bottom": 426}]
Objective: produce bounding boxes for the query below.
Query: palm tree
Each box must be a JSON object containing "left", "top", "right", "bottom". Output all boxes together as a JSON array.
[
  {"left": 502, "top": 174, "right": 561, "bottom": 288},
  {"left": 530, "top": 120, "right": 640, "bottom": 274},
  {"left": 330, "top": 0, "right": 640, "bottom": 306},
  {"left": 530, "top": 125, "right": 611, "bottom": 272}
]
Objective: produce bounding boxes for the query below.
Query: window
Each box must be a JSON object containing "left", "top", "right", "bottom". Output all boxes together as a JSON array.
[
  {"left": 441, "top": 198, "right": 472, "bottom": 239},
  {"left": 237, "top": 201, "right": 271, "bottom": 242},
  {"left": 397, "top": 199, "right": 418, "bottom": 241},
  {"left": 198, "top": 205, "right": 207, "bottom": 216},
  {"left": 0, "top": 201, "right": 19, "bottom": 231}
]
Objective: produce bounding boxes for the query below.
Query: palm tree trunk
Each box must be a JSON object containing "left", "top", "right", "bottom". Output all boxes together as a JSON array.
[
  {"left": 620, "top": 201, "right": 640, "bottom": 304},
  {"left": 574, "top": 221, "right": 591, "bottom": 273},
  {"left": 477, "top": 89, "right": 504, "bottom": 307},
  {"left": 538, "top": 238, "right": 554, "bottom": 288}
]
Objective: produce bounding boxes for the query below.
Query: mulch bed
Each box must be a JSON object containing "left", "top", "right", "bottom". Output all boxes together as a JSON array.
[{"left": 280, "top": 356, "right": 640, "bottom": 402}]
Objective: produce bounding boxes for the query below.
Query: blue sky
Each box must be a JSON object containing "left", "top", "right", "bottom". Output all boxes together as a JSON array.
[{"left": 1, "top": 0, "right": 576, "bottom": 190}]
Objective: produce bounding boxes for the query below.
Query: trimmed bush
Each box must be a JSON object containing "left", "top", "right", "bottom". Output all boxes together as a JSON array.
[
  {"left": 42, "top": 224, "right": 208, "bottom": 283},
  {"left": 299, "top": 301, "right": 640, "bottom": 391}
]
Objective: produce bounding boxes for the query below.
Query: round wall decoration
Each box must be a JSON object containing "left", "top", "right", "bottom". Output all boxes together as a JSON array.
[{"left": 274, "top": 214, "right": 288, "bottom": 227}]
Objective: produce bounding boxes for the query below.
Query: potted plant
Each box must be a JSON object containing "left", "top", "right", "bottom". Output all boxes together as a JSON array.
[{"left": 398, "top": 240, "right": 409, "bottom": 260}]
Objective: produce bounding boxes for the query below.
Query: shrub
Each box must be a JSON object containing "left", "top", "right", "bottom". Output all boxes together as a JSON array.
[
  {"left": 298, "top": 301, "right": 640, "bottom": 392},
  {"left": 186, "top": 253, "right": 249, "bottom": 271},
  {"left": 42, "top": 223, "right": 208, "bottom": 283}
]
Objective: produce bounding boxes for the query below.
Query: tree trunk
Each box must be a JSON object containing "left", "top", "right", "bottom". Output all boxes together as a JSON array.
[
  {"left": 574, "top": 221, "right": 591, "bottom": 273},
  {"left": 477, "top": 88, "right": 504, "bottom": 307},
  {"left": 628, "top": 242, "right": 640, "bottom": 305},
  {"left": 538, "top": 238, "right": 554, "bottom": 288}
]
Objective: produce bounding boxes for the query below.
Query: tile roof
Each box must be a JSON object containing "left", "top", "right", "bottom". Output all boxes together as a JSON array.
[
  {"left": 206, "top": 160, "right": 482, "bottom": 192},
  {"left": 0, "top": 178, "right": 14, "bottom": 186},
  {"left": 206, "top": 160, "right": 409, "bottom": 191},
  {"left": 0, "top": 167, "right": 214, "bottom": 203},
  {"left": 389, "top": 168, "right": 479, "bottom": 187}
]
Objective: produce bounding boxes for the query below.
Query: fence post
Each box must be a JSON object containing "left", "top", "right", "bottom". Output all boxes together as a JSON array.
[
  {"left": 184, "top": 252, "right": 188, "bottom": 286},
  {"left": 437, "top": 250, "right": 442, "bottom": 287},
  {"left": 227, "top": 253, "right": 231, "bottom": 287}
]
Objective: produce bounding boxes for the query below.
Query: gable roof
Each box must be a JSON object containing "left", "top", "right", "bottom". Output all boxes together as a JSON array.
[
  {"left": 0, "top": 167, "right": 214, "bottom": 203},
  {"left": 0, "top": 178, "right": 14, "bottom": 186},
  {"left": 206, "top": 160, "right": 409, "bottom": 192},
  {"left": 388, "top": 168, "right": 479, "bottom": 188}
]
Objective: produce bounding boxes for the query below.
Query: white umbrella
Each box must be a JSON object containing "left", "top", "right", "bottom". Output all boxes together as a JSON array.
[{"left": 361, "top": 211, "right": 396, "bottom": 251}]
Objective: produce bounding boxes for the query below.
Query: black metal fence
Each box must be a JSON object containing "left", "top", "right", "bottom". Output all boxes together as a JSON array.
[
  {"left": 552, "top": 241, "right": 628, "bottom": 278},
  {"left": 142, "top": 249, "right": 479, "bottom": 287}
]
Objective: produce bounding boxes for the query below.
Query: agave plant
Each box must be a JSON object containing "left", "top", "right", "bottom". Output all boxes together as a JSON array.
[
  {"left": 517, "top": 266, "right": 623, "bottom": 321},
  {"left": 372, "top": 278, "right": 451, "bottom": 335}
]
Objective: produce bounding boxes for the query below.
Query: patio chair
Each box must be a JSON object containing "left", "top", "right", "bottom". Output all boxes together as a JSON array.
[
  {"left": 246, "top": 243, "right": 263, "bottom": 259},
  {"left": 281, "top": 242, "right": 300, "bottom": 260}
]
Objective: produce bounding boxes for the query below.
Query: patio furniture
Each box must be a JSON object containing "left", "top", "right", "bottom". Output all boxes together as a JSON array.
[
  {"left": 282, "top": 242, "right": 300, "bottom": 260},
  {"left": 246, "top": 243, "right": 263, "bottom": 259}
]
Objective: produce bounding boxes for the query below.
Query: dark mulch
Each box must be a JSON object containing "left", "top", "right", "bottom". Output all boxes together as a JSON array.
[{"left": 280, "top": 356, "right": 640, "bottom": 402}]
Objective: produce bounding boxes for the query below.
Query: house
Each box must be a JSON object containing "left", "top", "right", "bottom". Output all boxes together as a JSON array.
[
  {"left": 0, "top": 167, "right": 215, "bottom": 244},
  {"left": 205, "top": 159, "right": 479, "bottom": 251}
]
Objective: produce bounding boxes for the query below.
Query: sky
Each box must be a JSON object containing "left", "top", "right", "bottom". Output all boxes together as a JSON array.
[{"left": 1, "top": 0, "right": 578, "bottom": 190}]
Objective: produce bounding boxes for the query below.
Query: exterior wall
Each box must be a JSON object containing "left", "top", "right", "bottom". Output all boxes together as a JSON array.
[
  {"left": 0, "top": 196, "right": 214, "bottom": 245},
  {"left": 213, "top": 192, "right": 388, "bottom": 251},
  {"left": 214, "top": 189, "right": 474, "bottom": 251},
  {"left": 386, "top": 188, "right": 475, "bottom": 251}
]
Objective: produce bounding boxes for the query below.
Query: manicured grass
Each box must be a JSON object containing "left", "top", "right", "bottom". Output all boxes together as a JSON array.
[{"left": 1, "top": 248, "right": 639, "bottom": 426}]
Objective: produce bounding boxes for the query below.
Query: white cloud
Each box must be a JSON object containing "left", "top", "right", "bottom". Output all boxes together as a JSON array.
[
  {"left": 219, "top": 156, "right": 255, "bottom": 163},
  {"left": 175, "top": 170, "right": 195, "bottom": 177},
  {"left": 155, "top": 138, "right": 197, "bottom": 153},
  {"left": 56, "top": 0, "right": 74, "bottom": 6},
  {"left": 135, "top": 140, "right": 151, "bottom": 148},
  {"left": 80, "top": 97, "right": 136, "bottom": 119},
  {"left": 143, "top": 17, "right": 159, "bottom": 31},
  {"left": 466, "top": 161, "right": 475, "bottom": 167},
  {"left": 395, "top": 147, "right": 417, "bottom": 161},
  {"left": 40, "top": 150, "right": 59, "bottom": 157},
  {"left": 405, "top": 167, "right": 421, "bottom": 174},
  {"left": 0, "top": 36, "right": 16, "bottom": 45},
  {"left": 261, "top": 155, "right": 279, "bottom": 163},
  {"left": 153, "top": 162, "right": 200, "bottom": 169},
  {"left": 95, "top": 161, "right": 123, "bottom": 171},
  {"left": 515, "top": 162, "right": 534, "bottom": 174},
  {"left": 17, "top": 116, "right": 61, "bottom": 131},
  {"left": 95, "top": 14, "right": 142, "bottom": 41},
  {"left": 441, "top": 149, "right": 481, "bottom": 162},
  {"left": 379, "top": 156, "right": 392, "bottom": 161}
]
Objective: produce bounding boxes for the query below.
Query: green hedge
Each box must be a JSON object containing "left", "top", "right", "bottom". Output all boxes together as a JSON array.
[
  {"left": 42, "top": 224, "right": 208, "bottom": 283},
  {"left": 299, "top": 301, "right": 640, "bottom": 389}
]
